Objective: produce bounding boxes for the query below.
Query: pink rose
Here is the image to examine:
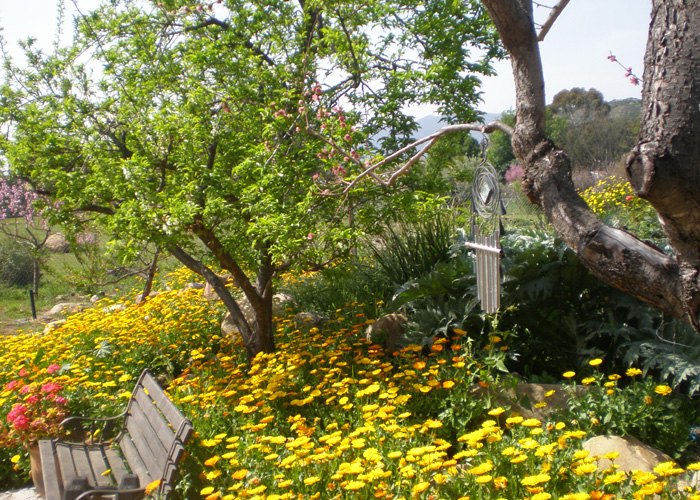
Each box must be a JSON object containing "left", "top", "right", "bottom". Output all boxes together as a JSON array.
[{"left": 47, "top": 364, "right": 60, "bottom": 374}]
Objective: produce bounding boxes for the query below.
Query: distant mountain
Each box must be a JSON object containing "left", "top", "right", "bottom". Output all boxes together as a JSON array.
[
  {"left": 609, "top": 98, "right": 642, "bottom": 120},
  {"left": 416, "top": 113, "right": 502, "bottom": 140}
]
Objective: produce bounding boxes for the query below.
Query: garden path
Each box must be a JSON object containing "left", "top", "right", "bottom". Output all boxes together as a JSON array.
[{"left": 0, "top": 488, "right": 40, "bottom": 500}]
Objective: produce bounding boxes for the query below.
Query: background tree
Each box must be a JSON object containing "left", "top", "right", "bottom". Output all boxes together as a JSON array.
[
  {"left": 0, "top": 0, "right": 502, "bottom": 358},
  {"left": 0, "top": 176, "right": 51, "bottom": 295}
]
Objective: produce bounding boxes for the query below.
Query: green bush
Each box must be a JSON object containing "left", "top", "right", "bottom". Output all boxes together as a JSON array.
[{"left": 0, "top": 240, "right": 35, "bottom": 287}]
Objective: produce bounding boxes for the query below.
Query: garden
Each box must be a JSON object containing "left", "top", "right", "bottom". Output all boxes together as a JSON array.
[{"left": 2, "top": 177, "right": 700, "bottom": 500}]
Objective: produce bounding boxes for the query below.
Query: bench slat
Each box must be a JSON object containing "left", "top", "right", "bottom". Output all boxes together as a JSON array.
[
  {"left": 132, "top": 388, "right": 173, "bottom": 468},
  {"left": 104, "top": 447, "right": 131, "bottom": 485},
  {"left": 87, "top": 447, "right": 113, "bottom": 487},
  {"left": 39, "top": 440, "right": 62, "bottom": 500},
  {"left": 140, "top": 373, "right": 188, "bottom": 429},
  {"left": 124, "top": 401, "right": 164, "bottom": 478},
  {"left": 119, "top": 432, "right": 154, "bottom": 486}
]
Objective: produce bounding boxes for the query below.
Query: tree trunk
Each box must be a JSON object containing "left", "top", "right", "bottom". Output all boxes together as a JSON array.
[{"left": 481, "top": 0, "right": 698, "bottom": 328}]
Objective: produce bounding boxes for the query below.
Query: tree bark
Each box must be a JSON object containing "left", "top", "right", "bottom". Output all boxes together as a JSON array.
[{"left": 481, "top": 0, "right": 695, "bottom": 326}]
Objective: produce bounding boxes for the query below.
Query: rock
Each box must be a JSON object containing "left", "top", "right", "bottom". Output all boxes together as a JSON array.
[
  {"left": 103, "top": 303, "right": 127, "bottom": 313},
  {"left": 293, "top": 312, "right": 325, "bottom": 330},
  {"left": 508, "top": 383, "right": 593, "bottom": 421},
  {"left": 184, "top": 282, "right": 205, "bottom": 290},
  {"left": 220, "top": 293, "right": 294, "bottom": 339},
  {"left": 135, "top": 291, "right": 159, "bottom": 304},
  {"left": 582, "top": 435, "right": 674, "bottom": 473},
  {"left": 43, "top": 319, "right": 66, "bottom": 334},
  {"left": 203, "top": 274, "right": 237, "bottom": 301},
  {"left": 272, "top": 293, "right": 295, "bottom": 318},
  {"left": 365, "top": 313, "right": 407, "bottom": 354},
  {"left": 47, "top": 303, "right": 83, "bottom": 316},
  {"left": 89, "top": 294, "right": 102, "bottom": 303},
  {"left": 45, "top": 233, "right": 70, "bottom": 253},
  {"left": 220, "top": 313, "right": 243, "bottom": 343}
]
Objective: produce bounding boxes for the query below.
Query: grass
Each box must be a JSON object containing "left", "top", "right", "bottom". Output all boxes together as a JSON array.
[{"left": 0, "top": 267, "right": 699, "bottom": 499}]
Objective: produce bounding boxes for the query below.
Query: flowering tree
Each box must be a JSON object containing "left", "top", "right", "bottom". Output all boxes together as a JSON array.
[
  {"left": 0, "top": 177, "right": 51, "bottom": 295},
  {"left": 0, "top": 0, "right": 502, "bottom": 359}
]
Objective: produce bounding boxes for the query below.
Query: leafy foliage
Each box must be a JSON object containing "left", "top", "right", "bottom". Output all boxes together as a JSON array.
[
  {"left": 0, "top": 0, "right": 503, "bottom": 356},
  {"left": 0, "top": 239, "right": 35, "bottom": 287}
]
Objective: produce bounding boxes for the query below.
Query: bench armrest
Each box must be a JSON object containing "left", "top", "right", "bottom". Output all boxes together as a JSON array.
[
  {"left": 57, "top": 411, "right": 127, "bottom": 444},
  {"left": 73, "top": 486, "right": 145, "bottom": 500}
]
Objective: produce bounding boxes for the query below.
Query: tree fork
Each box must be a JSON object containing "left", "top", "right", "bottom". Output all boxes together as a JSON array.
[{"left": 482, "top": 0, "right": 697, "bottom": 327}]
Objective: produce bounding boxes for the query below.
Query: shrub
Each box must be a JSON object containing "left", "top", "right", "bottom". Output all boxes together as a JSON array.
[{"left": 0, "top": 240, "right": 35, "bottom": 287}]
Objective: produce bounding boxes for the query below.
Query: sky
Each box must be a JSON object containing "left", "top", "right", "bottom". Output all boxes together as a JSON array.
[{"left": 0, "top": 0, "right": 651, "bottom": 116}]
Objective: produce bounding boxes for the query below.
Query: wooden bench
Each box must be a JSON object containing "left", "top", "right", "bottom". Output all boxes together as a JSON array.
[{"left": 39, "top": 369, "right": 193, "bottom": 500}]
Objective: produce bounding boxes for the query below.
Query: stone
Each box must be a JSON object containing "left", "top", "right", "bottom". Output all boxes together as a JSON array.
[
  {"left": 47, "top": 303, "right": 83, "bottom": 316},
  {"left": 507, "top": 383, "right": 593, "bottom": 421},
  {"left": 184, "top": 282, "right": 205, "bottom": 290},
  {"left": 103, "top": 303, "right": 127, "bottom": 313},
  {"left": 220, "top": 293, "right": 295, "bottom": 339},
  {"left": 45, "top": 233, "right": 70, "bottom": 253},
  {"left": 293, "top": 312, "right": 325, "bottom": 330},
  {"left": 365, "top": 313, "right": 407, "bottom": 354},
  {"left": 582, "top": 435, "right": 674, "bottom": 473},
  {"left": 203, "top": 274, "right": 237, "bottom": 301},
  {"left": 43, "top": 320, "right": 66, "bottom": 334},
  {"left": 134, "top": 291, "right": 159, "bottom": 304}
]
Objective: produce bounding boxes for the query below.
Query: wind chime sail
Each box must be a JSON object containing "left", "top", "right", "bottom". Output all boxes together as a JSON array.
[{"left": 467, "top": 145, "right": 502, "bottom": 313}]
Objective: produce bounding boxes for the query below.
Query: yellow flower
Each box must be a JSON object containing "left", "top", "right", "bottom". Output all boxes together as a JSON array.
[
  {"left": 563, "top": 371, "right": 576, "bottom": 378},
  {"left": 626, "top": 367, "right": 643, "bottom": 377},
  {"left": 603, "top": 471, "right": 625, "bottom": 484},
  {"left": 559, "top": 494, "right": 590, "bottom": 500},
  {"left": 520, "top": 474, "right": 551, "bottom": 486},
  {"left": 344, "top": 480, "right": 366, "bottom": 490},
  {"left": 201, "top": 487, "right": 215, "bottom": 496},
  {"left": 654, "top": 385, "right": 672, "bottom": 396},
  {"left": 469, "top": 460, "right": 494, "bottom": 475},
  {"left": 589, "top": 358, "right": 603, "bottom": 366},
  {"left": 412, "top": 481, "right": 430, "bottom": 493},
  {"left": 531, "top": 493, "right": 551, "bottom": 500},
  {"left": 488, "top": 407, "right": 505, "bottom": 416},
  {"left": 304, "top": 476, "right": 321, "bottom": 486},
  {"left": 475, "top": 474, "right": 492, "bottom": 484},
  {"left": 204, "top": 456, "right": 220, "bottom": 467},
  {"left": 654, "top": 461, "right": 684, "bottom": 476},
  {"left": 574, "top": 463, "right": 598, "bottom": 475}
]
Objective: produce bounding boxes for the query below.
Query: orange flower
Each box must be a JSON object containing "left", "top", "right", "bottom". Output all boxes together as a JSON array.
[
  {"left": 442, "top": 380, "right": 456, "bottom": 389},
  {"left": 431, "top": 344, "right": 443, "bottom": 352},
  {"left": 232, "top": 469, "right": 248, "bottom": 480}
]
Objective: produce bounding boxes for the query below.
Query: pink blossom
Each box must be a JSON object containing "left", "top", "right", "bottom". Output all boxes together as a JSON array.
[
  {"left": 307, "top": 233, "right": 314, "bottom": 240},
  {"left": 26, "top": 395, "right": 40, "bottom": 405},
  {"left": 19, "top": 368, "right": 27, "bottom": 377},
  {"left": 41, "top": 382, "right": 61, "bottom": 394},
  {"left": 12, "top": 415, "right": 30, "bottom": 430},
  {"left": 625, "top": 195, "right": 633, "bottom": 202},
  {"left": 47, "top": 364, "right": 60, "bottom": 374}
]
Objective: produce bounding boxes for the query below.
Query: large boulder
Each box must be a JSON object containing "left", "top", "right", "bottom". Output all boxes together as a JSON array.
[
  {"left": 582, "top": 435, "right": 674, "bottom": 473},
  {"left": 47, "top": 302, "right": 84, "bottom": 317},
  {"left": 293, "top": 312, "right": 326, "bottom": 331},
  {"left": 45, "top": 233, "right": 70, "bottom": 253},
  {"left": 220, "top": 293, "right": 295, "bottom": 339},
  {"left": 203, "top": 274, "right": 237, "bottom": 301},
  {"left": 365, "top": 313, "right": 407, "bottom": 354}
]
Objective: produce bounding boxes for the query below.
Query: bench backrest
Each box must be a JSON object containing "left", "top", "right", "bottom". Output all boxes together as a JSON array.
[{"left": 119, "top": 369, "right": 193, "bottom": 499}]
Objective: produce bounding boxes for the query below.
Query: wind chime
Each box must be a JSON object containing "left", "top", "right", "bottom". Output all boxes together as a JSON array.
[{"left": 466, "top": 140, "right": 502, "bottom": 313}]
